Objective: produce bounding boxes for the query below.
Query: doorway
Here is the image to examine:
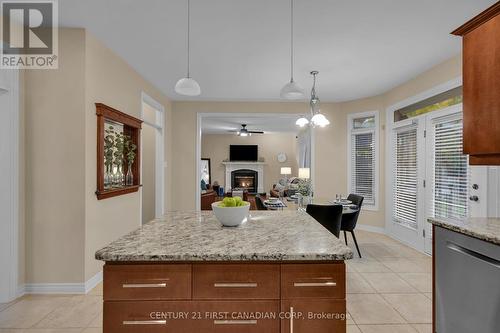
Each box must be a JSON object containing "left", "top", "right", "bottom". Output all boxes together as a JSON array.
[
  {"left": 140, "top": 93, "right": 165, "bottom": 224},
  {"left": 388, "top": 103, "right": 470, "bottom": 254},
  {"left": 0, "top": 69, "right": 19, "bottom": 302}
]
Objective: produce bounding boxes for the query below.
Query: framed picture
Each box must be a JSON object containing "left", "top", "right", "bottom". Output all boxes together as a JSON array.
[{"left": 200, "top": 158, "right": 211, "bottom": 184}]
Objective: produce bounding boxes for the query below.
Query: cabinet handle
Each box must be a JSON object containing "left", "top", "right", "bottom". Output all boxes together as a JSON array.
[
  {"left": 123, "top": 320, "right": 167, "bottom": 325},
  {"left": 447, "top": 242, "right": 500, "bottom": 269},
  {"left": 214, "top": 282, "right": 258, "bottom": 288},
  {"left": 122, "top": 283, "right": 167, "bottom": 288},
  {"left": 290, "top": 306, "right": 294, "bottom": 333},
  {"left": 293, "top": 281, "right": 336, "bottom": 287},
  {"left": 214, "top": 320, "right": 257, "bottom": 325}
]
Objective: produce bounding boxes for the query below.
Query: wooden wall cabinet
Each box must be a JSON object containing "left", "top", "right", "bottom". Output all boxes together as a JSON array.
[
  {"left": 452, "top": 2, "right": 500, "bottom": 165},
  {"left": 96, "top": 103, "right": 142, "bottom": 200}
]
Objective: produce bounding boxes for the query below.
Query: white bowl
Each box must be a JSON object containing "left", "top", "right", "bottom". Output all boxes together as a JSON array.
[{"left": 212, "top": 201, "right": 250, "bottom": 227}]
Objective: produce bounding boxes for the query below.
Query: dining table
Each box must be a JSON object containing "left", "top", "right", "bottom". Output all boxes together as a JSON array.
[{"left": 263, "top": 196, "right": 359, "bottom": 214}]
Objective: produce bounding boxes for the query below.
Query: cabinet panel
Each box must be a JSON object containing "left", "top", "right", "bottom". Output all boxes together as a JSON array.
[
  {"left": 280, "top": 299, "right": 346, "bottom": 333},
  {"left": 461, "top": 13, "right": 500, "bottom": 157},
  {"left": 281, "top": 264, "right": 345, "bottom": 299},
  {"left": 104, "top": 301, "right": 195, "bottom": 333},
  {"left": 104, "top": 264, "right": 191, "bottom": 301},
  {"left": 193, "top": 264, "right": 280, "bottom": 299},
  {"left": 194, "top": 300, "right": 280, "bottom": 333}
]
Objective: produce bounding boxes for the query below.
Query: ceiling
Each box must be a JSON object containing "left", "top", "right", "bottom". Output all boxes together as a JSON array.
[
  {"left": 201, "top": 114, "right": 299, "bottom": 134},
  {"left": 59, "top": 0, "right": 495, "bottom": 102}
]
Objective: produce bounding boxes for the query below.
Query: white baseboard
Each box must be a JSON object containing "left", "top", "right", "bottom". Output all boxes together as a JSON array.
[
  {"left": 20, "top": 271, "right": 103, "bottom": 295},
  {"left": 355, "top": 224, "right": 385, "bottom": 234},
  {"left": 85, "top": 270, "right": 103, "bottom": 294}
]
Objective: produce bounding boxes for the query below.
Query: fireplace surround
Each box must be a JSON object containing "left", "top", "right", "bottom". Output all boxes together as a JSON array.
[
  {"left": 231, "top": 169, "right": 258, "bottom": 192},
  {"left": 223, "top": 161, "right": 265, "bottom": 193}
]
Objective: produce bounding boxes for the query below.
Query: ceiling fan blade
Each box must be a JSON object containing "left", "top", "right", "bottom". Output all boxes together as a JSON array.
[{"left": 248, "top": 131, "right": 264, "bottom": 134}]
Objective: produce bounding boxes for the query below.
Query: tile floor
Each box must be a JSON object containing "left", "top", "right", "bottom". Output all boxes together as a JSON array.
[{"left": 0, "top": 230, "right": 432, "bottom": 333}]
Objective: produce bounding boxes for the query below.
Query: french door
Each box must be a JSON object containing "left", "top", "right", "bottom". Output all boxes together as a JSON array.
[{"left": 389, "top": 104, "right": 470, "bottom": 254}]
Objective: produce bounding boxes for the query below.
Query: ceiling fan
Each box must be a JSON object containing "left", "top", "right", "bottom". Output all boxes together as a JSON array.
[{"left": 229, "top": 124, "right": 264, "bottom": 137}]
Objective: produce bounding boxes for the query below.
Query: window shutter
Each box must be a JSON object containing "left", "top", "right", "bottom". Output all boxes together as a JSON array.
[
  {"left": 431, "top": 117, "right": 468, "bottom": 219},
  {"left": 393, "top": 126, "right": 418, "bottom": 230},
  {"left": 351, "top": 132, "right": 375, "bottom": 205}
]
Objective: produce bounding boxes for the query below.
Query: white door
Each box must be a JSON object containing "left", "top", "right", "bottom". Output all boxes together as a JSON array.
[
  {"left": 389, "top": 104, "right": 473, "bottom": 253},
  {"left": 424, "top": 105, "right": 470, "bottom": 254}
]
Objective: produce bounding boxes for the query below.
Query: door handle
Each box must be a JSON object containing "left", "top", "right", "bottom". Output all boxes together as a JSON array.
[{"left": 446, "top": 242, "right": 500, "bottom": 269}]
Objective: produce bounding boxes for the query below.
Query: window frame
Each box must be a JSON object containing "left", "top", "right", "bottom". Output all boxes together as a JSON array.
[{"left": 347, "top": 110, "right": 380, "bottom": 211}]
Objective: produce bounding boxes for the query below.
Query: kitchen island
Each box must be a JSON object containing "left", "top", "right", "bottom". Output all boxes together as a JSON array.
[{"left": 96, "top": 210, "right": 353, "bottom": 332}]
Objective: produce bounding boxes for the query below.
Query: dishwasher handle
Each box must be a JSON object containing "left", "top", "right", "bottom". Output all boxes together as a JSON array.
[{"left": 446, "top": 241, "right": 500, "bottom": 269}]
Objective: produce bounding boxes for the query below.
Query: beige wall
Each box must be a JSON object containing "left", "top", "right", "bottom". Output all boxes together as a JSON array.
[
  {"left": 25, "top": 29, "right": 87, "bottom": 283},
  {"left": 201, "top": 133, "right": 298, "bottom": 192},
  {"left": 171, "top": 55, "right": 462, "bottom": 231},
  {"left": 23, "top": 28, "right": 173, "bottom": 284},
  {"left": 84, "top": 32, "right": 172, "bottom": 281}
]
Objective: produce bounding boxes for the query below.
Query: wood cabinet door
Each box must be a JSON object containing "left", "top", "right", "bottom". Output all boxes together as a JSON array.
[
  {"left": 462, "top": 14, "right": 500, "bottom": 156},
  {"left": 280, "top": 299, "right": 346, "bottom": 333}
]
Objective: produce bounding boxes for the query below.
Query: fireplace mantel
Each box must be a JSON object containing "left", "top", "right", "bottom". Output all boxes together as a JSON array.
[{"left": 223, "top": 161, "right": 265, "bottom": 193}]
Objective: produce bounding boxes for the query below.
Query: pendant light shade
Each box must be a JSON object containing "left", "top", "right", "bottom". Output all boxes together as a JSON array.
[
  {"left": 281, "top": 0, "right": 304, "bottom": 100},
  {"left": 280, "top": 80, "right": 304, "bottom": 99},
  {"left": 175, "top": 0, "right": 201, "bottom": 96},
  {"left": 175, "top": 77, "right": 201, "bottom": 96},
  {"left": 295, "top": 116, "right": 309, "bottom": 127},
  {"left": 311, "top": 113, "right": 330, "bottom": 127}
]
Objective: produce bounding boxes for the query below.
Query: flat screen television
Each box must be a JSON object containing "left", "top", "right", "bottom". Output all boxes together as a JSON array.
[{"left": 230, "top": 145, "right": 258, "bottom": 161}]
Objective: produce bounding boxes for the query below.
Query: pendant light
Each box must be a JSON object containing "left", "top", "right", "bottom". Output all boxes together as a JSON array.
[
  {"left": 295, "top": 71, "right": 330, "bottom": 128},
  {"left": 175, "top": 0, "right": 201, "bottom": 96},
  {"left": 309, "top": 71, "right": 330, "bottom": 127},
  {"left": 280, "top": 0, "right": 304, "bottom": 99}
]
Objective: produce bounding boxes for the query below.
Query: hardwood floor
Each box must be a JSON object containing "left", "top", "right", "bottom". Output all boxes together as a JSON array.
[{"left": 0, "top": 230, "right": 432, "bottom": 333}]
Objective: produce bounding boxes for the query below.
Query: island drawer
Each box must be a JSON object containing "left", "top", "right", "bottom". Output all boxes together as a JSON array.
[
  {"left": 104, "top": 301, "right": 196, "bottom": 333},
  {"left": 280, "top": 299, "right": 346, "bottom": 333},
  {"left": 104, "top": 264, "right": 191, "bottom": 300},
  {"left": 193, "top": 264, "right": 280, "bottom": 299},
  {"left": 193, "top": 300, "right": 280, "bottom": 332},
  {"left": 281, "top": 263, "right": 345, "bottom": 299}
]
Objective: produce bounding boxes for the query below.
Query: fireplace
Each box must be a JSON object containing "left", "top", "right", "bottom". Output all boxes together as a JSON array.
[{"left": 231, "top": 169, "right": 258, "bottom": 193}]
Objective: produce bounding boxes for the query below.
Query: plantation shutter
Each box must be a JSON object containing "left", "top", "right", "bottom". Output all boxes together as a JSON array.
[
  {"left": 393, "top": 126, "right": 418, "bottom": 230},
  {"left": 431, "top": 117, "right": 468, "bottom": 219},
  {"left": 351, "top": 132, "right": 375, "bottom": 205}
]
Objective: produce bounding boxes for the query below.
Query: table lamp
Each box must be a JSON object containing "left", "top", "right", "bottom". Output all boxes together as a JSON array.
[
  {"left": 280, "top": 167, "right": 292, "bottom": 182},
  {"left": 298, "top": 168, "right": 310, "bottom": 179}
]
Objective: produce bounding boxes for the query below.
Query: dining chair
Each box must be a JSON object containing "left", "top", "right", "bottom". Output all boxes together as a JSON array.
[
  {"left": 341, "top": 194, "right": 364, "bottom": 258},
  {"left": 306, "top": 204, "right": 343, "bottom": 238},
  {"left": 255, "top": 195, "right": 268, "bottom": 211}
]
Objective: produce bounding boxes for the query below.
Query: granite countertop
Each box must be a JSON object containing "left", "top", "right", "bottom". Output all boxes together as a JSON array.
[
  {"left": 428, "top": 217, "right": 500, "bottom": 245},
  {"left": 95, "top": 211, "right": 353, "bottom": 262}
]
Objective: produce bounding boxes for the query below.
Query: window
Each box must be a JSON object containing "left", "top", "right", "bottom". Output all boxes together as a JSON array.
[
  {"left": 392, "top": 125, "right": 418, "bottom": 230},
  {"left": 348, "top": 111, "right": 379, "bottom": 209},
  {"left": 394, "top": 86, "right": 462, "bottom": 122},
  {"left": 431, "top": 116, "right": 469, "bottom": 220}
]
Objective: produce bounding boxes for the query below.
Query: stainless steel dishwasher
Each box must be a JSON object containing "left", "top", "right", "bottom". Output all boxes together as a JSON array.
[{"left": 435, "top": 226, "right": 500, "bottom": 333}]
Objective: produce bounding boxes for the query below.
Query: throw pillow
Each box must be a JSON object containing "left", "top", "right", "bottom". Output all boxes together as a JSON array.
[{"left": 200, "top": 179, "right": 207, "bottom": 191}]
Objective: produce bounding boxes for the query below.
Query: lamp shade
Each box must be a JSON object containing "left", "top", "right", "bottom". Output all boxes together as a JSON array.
[
  {"left": 298, "top": 167, "right": 310, "bottom": 179},
  {"left": 174, "top": 77, "right": 201, "bottom": 96},
  {"left": 311, "top": 113, "right": 330, "bottom": 127},
  {"left": 280, "top": 80, "right": 304, "bottom": 100},
  {"left": 280, "top": 167, "right": 292, "bottom": 175},
  {"left": 295, "top": 116, "right": 309, "bottom": 127}
]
